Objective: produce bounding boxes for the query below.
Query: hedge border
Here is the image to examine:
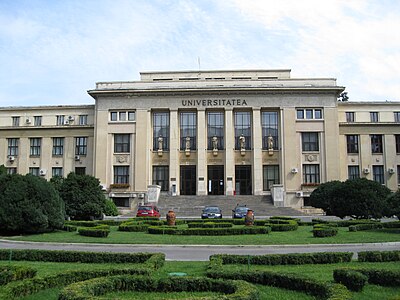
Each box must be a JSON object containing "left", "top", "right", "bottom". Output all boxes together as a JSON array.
[
  {"left": 313, "top": 224, "right": 338, "bottom": 238},
  {"left": 0, "top": 266, "right": 37, "bottom": 286},
  {"left": 148, "top": 225, "right": 271, "bottom": 235},
  {"left": 333, "top": 269, "right": 368, "bottom": 292},
  {"left": 78, "top": 225, "right": 110, "bottom": 238},
  {"left": 334, "top": 267, "right": 400, "bottom": 288},
  {"left": 358, "top": 250, "right": 400, "bottom": 262}
]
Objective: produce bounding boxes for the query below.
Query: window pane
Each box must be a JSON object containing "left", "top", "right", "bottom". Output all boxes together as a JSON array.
[
  {"left": 234, "top": 111, "right": 251, "bottom": 150},
  {"left": 207, "top": 112, "right": 224, "bottom": 150},
  {"left": 302, "top": 132, "right": 319, "bottom": 151},
  {"left": 263, "top": 165, "right": 279, "bottom": 190},
  {"left": 153, "top": 112, "right": 170, "bottom": 150},
  {"left": 297, "top": 110, "right": 304, "bottom": 119},
  {"left": 180, "top": 112, "right": 197, "bottom": 150},
  {"left": 261, "top": 111, "right": 279, "bottom": 150}
]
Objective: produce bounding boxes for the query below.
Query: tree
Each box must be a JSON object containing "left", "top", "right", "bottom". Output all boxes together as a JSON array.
[
  {"left": 0, "top": 164, "right": 6, "bottom": 176},
  {"left": 386, "top": 190, "right": 400, "bottom": 219},
  {"left": 0, "top": 174, "right": 65, "bottom": 234},
  {"left": 59, "top": 173, "right": 107, "bottom": 220},
  {"left": 310, "top": 178, "right": 391, "bottom": 219}
]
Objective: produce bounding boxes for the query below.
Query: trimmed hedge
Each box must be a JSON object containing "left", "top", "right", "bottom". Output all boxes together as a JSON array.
[
  {"left": 0, "top": 249, "right": 165, "bottom": 264},
  {"left": 148, "top": 225, "right": 271, "bottom": 235},
  {"left": 62, "top": 225, "right": 77, "bottom": 232},
  {"left": 382, "top": 221, "right": 400, "bottom": 228},
  {"left": 311, "top": 219, "right": 381, "bottom": 227},
  {"left": 59, "top": 276, "right": 259, "bottom": 300},
  {"left": 349, "top": 223, "right": 383, "bottom": 231},
  {"left": 358, "top": 268, "right": 400, "bottom": 287},
  {"left": 313, "top": 225, "right": 338, "bottom": 238},
  {"left": 0, "top": 266, "right": 37, "bottom": 285},
  {"left": 65, "top": 220, "right": 100, "bottom": 227},
  {"left": 270, "top": 216, "right": 301, "bottom": 222},
  {"left": 78, "top": 225, "right": 110, "bottom": 237},
  {"left": 187, "top": 222, "right": 233, "bottom": 228},
  {"left": 210, "top": 252, "right": 352, "bottom": 266},
  {"left": 333, "top": 269, "right": 368, "bottom": 291},
  {"left": 358, "top": 250, "right": 400, "bottom": 262}
]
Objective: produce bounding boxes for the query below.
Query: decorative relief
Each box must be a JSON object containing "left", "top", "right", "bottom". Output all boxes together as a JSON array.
[
  {"left": 306, "top": 155, "right": 317, "bottom": 162},
  {"left": 117, "top": 156, "right": 127, "bottom": 163}
]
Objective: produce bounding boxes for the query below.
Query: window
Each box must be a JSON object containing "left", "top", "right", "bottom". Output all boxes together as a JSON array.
[
  {"left": 12, "top": 116, "right": 20, "bottom": 127},
  {"left": 394, "top": 112, "right": 400, "bottom": 123},
  {"left": 52, "top": 137, "right": 64, "bottom": 156},
  {"left": 109, "top": 111, "right": 135, "bottom": 122},
  {"left": 34, "top": 116, "right": 42, "bottom": 126},
  {"left": 114, "top": 134, "right": 130, "bottom": 153},
  {"left": 348, "top": 166, "right": 360, "bottom": 180},
  {"left": 296, "top": 108, "right": 323, "bottom": 120},
  {"left": 153, "top": 112, "right": 169, "bottom": 150},
  {"left": 370, "top": 134, "right": 383, "bottom": 153},
  {"left": 7, "top": 168, "right": 17, "bottom": 175},
  {"left": 345, "top": 112, "right": 355, "bottom": 122},
  {"left": 396, "top": 135, "right": 400, "bottom": 153},
  {"left": 263, "top": 165, "right": 280, "bottom": 190},
  {"left": 30, "top": 138, "right": 41, "bottom": 156},
  {"left": 75, "top": 137, "right": 88, "bottom": 155},
  {"left": 180, "top": 112, "right": 197, "bottom": 150},
  {"left": 7, "top": 138, "right": 19, "bottom": 156},
  {"left": 52, "top": 167, "right": 63, "bottom": 177},
  {"left": 234, "top": 111, "right": 251, "bottom": 150},
  {"left": 79, "top": 115, "right": 88, "bottom": 125},
  {"left": 303, "top": 164, "right": 320, "bottom": 184},
  {"left": 29, "top": 167, "right": 40, "bottom": 176},
  {"left": 346, "top": 135, "right": 359, "bottom": 153},
  {"left": 75, "top": 167, "right": 86, "bottom": 175},
  {"left": 373, "top": 165, "right": 384, "bottom": 184},
  {"left": 114, "top": 166, "right": 129, "bottom": 184},
  {"left": 302, "top": 132, "right": 319, "bottom": 151},
  {"left": 398, "top": 166, "right": 400, "bottom": 185},
  {"left": 261, "top": 111, "right": 279, "bottom": 150},
  {"left": 370, "top": 112, "right": 379, "bottom": 122},
  {"left": 56, "top": 115, "right": 65, "bottom": 125},
  {"left": 152, "top": 166, "right": 169, "bottom": 191},
  {"left": 207, "top": 111, "right": 224, "bottom": 150}
]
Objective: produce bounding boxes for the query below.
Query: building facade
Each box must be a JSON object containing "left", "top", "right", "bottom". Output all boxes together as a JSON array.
[{"left": 1, "top": 69, "right": 399, "bottom": 208}]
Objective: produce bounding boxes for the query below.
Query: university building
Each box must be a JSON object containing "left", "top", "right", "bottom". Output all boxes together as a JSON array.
[{"left": 1, "top": 69, "right": 399, "bottom": 209}]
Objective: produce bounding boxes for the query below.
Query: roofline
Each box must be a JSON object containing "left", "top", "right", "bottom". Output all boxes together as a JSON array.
[
  {"left": 139, "top": 69, "right": 292, "bottom": 75},
  {"left": 0, "top": 104, "right": 95, "bottom": 111}
]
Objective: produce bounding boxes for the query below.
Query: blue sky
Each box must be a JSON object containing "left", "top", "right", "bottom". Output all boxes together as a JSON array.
[{"left": 0, "top": 0, "right": 399, "bottom": 106}]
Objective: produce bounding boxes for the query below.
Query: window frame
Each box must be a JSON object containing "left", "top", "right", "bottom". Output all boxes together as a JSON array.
[
  {"left": 234, "top": 111, "right": 252, "bottom": 150},
  {"left": 153, "top": 111, "right": 170, "bottom": 151},
  {"left": 152, "top": 166, "right": 169, "bottom": 191},
  {"left": 303, "top": 164, "right": 320, "bottom": 184},
  {"left": 370, "top": 134, "right": 383, "bottom": 154},
  {"left": 113, "top": 166, "right": 129, "bottom": 184},
  {"left": 29, "top": 138, "right": 41, "bottom": 156},
  {"left": 261, "top": 111, "right": 279, "bottom": 150},
  {"left": 263, "top": 165, "right": 280, "bottom": 191},
  {"left": 109, "top": 111, "right": 136, "bottom": 122},
  {"left": 79, "top": 115, "right": 88, "bottom": 125},
  {"left": 372, "top": 165, "right": 384, "bottom": 184},
  {"left": 52, "top": 137, "right": 64, "bottom": 156},
  {"left": 34, "top": 116, "right": 42, "bottom": 126},
  {"left": 114, "top": 134, "right": 131, "bottom": 153},
  {"left": 56, "top": 115, "right": 65, "bottom": 125},
  {"left": 207, "top": 111, "right": 224, "bottom": 150},
  {"left": 296, "top": 108, "right": 323, "bottom": 120},
  {"left": 346, "top": 135, "right": 359, "bottom": 153},
  {"left": 75, "top": 137, "right": 88, "bottom": 155},
  {"left": 7, "top": 138, "right": 19, "bottom": 156},
  {"left": 12, "top": 116, "right": 20, "bottom": 127},
  {"left": 302, "top": 132, "right": 319, "bottom": 152},
  {"left": 345, "top": 112, "right": 355, "bottom": 122},
  {"left": 180, "top": 111, "right": 197, "bottom": 150},
  {"left": 370, "top": 112, "right": 379, "bottom": 122},
  {"left": 348, "top": 165, "right": 360, "bottom": 180},
  {"left": 52, "top": 167, "right": 63, "bottom": 177}
]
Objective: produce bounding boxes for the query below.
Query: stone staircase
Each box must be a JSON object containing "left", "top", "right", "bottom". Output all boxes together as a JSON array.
[{"left": 155, "top": 195, "right": 307, "bottom": 218}]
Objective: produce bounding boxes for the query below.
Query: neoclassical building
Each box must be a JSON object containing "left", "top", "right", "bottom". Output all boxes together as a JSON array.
[{"left": 1, "top": 69, "right": 399, "bottom": 208}]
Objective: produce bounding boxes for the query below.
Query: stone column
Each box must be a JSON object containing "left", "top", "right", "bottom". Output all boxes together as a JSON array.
[
  {"left": 197, "top": 109, "right": 207, "bottom": 195},
  {"left": 252, "top": 108, "right": 263, "bottom": 195},
  {"left": 225, "top": 109, "right": 235, "bottom": 195},
  {"left": 169, "top": 110, "right": 179, "bottom": 194}
]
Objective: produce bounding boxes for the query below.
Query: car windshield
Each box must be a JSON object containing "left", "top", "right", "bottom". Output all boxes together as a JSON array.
[
  {"left": 138, "top": 206, "right": 152, "bottom": 211},
  {"left": 204, "top": 207, "right": 220, "bottom": 213},
  {"left": 235, "top": 207, "right": 248, "bottom": 213}
]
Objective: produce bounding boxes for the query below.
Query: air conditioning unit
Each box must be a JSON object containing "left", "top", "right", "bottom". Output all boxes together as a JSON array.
[
  {"left": 291, "top": 168, "right": 298, "bottom": 174},
  {"left": 363, "top": 168, "right": 370, "bottom": 174},
  {"left": 138, "top": 193, "right": 145, "bottom": 199},
  {"left": 68, "top": 116, "right": 75, "bottom": 121},
  {"left": 388, "top": 168, "right": 395, "bottom": 174},
  {"left": 39, "top": 169, "right": 46, "bottom": 176},
  {"left": 295, "top": 191, "right": 304, "bottom": 198},
  {"left": 25, "top": 118, "right": 31, "bottom": 124},
  {"left": 100, "top": 184, "right": 107, "bottom": 191},
  {"left": 74, "top": 155, "right": 80, "bottom": 161},
  {"left": 63, "top": 120, "right": 70, "bottom": 125},
  {"left": 8, "top": 156, "right": 15, "bottom": 162}
]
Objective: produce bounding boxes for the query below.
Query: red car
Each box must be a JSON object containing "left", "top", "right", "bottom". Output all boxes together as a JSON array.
[{"left": 136, "top": 204, "right": 161, "bottom": 218}]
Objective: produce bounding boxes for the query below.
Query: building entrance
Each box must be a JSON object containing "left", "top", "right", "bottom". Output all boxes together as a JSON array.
[
  {"left": 180, "top": 165, "right": 196, "bottom": 195},
  {"left": 207, "top": 165, "right": 224, "bottom": 195},
  {"left": 235, "top": 165, "right": 252, "bottom": 195}
]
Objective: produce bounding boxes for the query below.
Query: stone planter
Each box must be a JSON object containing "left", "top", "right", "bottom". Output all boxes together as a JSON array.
[
  {"left": 166, "top": 210, "right": 176, "bottom": 226},
  {"left": 244, "top": 210, "right": 254, "bottom": 226}
]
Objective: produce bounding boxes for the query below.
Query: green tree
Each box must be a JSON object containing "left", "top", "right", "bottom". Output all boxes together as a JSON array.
[
  {"left": 104, "top": 199, "right": 119, "bottom": 216},
  {"left": 310, "top": 180, "right": 342, "bottom": 215},
  {"left": 386, "top": 190, "right": 400, "bottom": 219},
  {"left": 0, "top": 164, "right": 6, "bottom": 176},
  {"left": 59, "top": 173, "right": 106, "bottom": 220},
  {"left": 0, "top": 174, "right": 65, "bottom": 234}
]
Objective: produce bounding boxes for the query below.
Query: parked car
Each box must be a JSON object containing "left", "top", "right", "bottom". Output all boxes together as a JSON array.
[
  {"left": 232, "top": 205, "right": 252, "bottom": 218},
  {"left": 201, "top": 206, "right": 222, "bottom": 219},
  {"left": 136, "top": 204, "right": 161, "bottom": 218}
]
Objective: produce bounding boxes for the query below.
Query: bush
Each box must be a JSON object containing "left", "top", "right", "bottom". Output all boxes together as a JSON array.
[
  {"left": 358, "top": 250, "right": 400, "bottom": 262},
  {"left": 382, "top": 221, "right": 400, "bottom": 228},
  {"left": 148, "top": 225, "right": 271, "bottom": 235},
  {"left": 0, "top": 266, "right": 37, "bottom": 285},
  {"left": 187, "top": 222, "right": 233, "bottom": 228},
  {"left": 349, "top": 223, "right": 383, "bottom": 231},
  {"left": 103, "top": 199, "right": 119, "bottom": 216},
  {"left": 0, "top": 174, "right": 65, "bottom": 234},
  {"left": 333, "top": 269, "right": 368, "bottom": 291},
  {"left": 267, "top": 219, "right": 299, "bottom": 231},
  {"left": 358, "top": 268, "right": 400, "bottom": 287},
  {"left": 62, "top": 225, "right": 77, "bottom": 232},
  {"left": 313, "top": 225, "right": 338, "bottom": 238},
  {"left": 78, "top": 225, "right": 110, "bottom": 237}
]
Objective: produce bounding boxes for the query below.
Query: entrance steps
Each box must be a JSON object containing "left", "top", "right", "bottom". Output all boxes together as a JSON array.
[{"left": 156, "top": 195, "right": 308, "bottom": 218}]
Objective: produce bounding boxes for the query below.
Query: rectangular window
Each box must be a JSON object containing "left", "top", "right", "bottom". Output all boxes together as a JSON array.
[
  {"left": 370, "top": 112, "right": 379, "bottom": 122},
  {"left": 398, "top": 166, "right": 400, "bottom": 185},
  {"left": 296, "top": 108, "right": 323, "bottom": 120},
  {"left": 153, "top": 112, "right": 169, "bottom": 150},
  {"left": 12, "top": 116, "right": 20, "bottom": 127},
  {"left": 314, "top": 109, "right": 322, "bottom": 119},
  {"left": 234, "top": 111, "right": 252, "bottom": 150},
  {"left": 297, "top": 110, "right": 304, "bottom": 119},
  {"left": 7, "top": 138, "right": 19, "bottom": 156},
  {"left": 75, "top": 167, "right": 86, "bottom": 175},
  {"left": 303, "top": 164, "right": 320, "bottom": 184},
  {"left": 79, "top": 115, "right": 88, "bottom": 125},
  {"left": 110, "top": 112, "right": 117, "bottom": 121},
  {"left": 30, "top": 138, "right": 41, "bottom": 156},
  {"left": 180, "top": 112, "right": 197, "bottom": 150},
  {"left": 7, "top": 168, "right": 17, "bottom": 175},
  {"left": 52, "top": 167, "right": 63, "bottom": 177},
  {"left": 29, "top": 167, "right": 40, "bottom": 176},
  {"left": 346, "top": 135, "right": 359, "bottom": 153},
  {"left": 263, "top": 165, "right": 280, "bottom": 191},
  {"left": 113, "top": 166, "right": 129, "bottom": 184},
  {"left": 114, "top": 134, "right": 130, "bottom": 153},
  {"left": 75, "top": 137, "right": 88, "bottom": 155},
  {"left": 34, "top": 116, "right": 42, "bottom": 126},
  {"left": 109, "top": 111, "right": 135, "bottom": 122},
  {"left": 261, "top": 111, "right": 279, "bottom": 150},
  {"left": 56, "top": 115, "right": 65, "bottom": 125},
  {"left": 302, "top": 132, "right": 319, "bottom": 152},
  {"left": 396, "top": 135, "right": 400, "bottom": 153},
  {"left": 370, "top": 134, "right": 383, "bottom": 153},
  {"left": 52, "top": 137, "right": 64, "bottom": 156},
  {"left": 306, "top": 109, "right": 313, "bottom": 119},
  {"left": 345, "top": 112, "right": 355, "bottom": 122},
  {"left": 348, "top": 166, "right": 360, "bottom": 180},
  {"left": 152, "top": 166, "right": 169, "bottom": 191},
  {"left": 394, "top": 112, "right": 400, "bottom": 123},
  {"left": 128, "top": 111, "right": 135, "bottom": 121},
  {"left": 119, "top": 112, "right": 126, "bottom": 121},
  {"left": 373, "top": 165, "right": 384, "bottom": 184},
  {"left": 207, "top": 111, "right": 224, "bottom": 150}
]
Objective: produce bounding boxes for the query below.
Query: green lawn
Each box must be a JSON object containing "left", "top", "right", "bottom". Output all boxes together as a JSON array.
[{"left": 4, "top": 225, "right": 400, "bottom": 245}]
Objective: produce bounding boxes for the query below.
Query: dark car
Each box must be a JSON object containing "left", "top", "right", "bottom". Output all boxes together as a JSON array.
[
  {"left": 232, "top": 205, "right": 252, "bottom": 218},
  {"left": 201, "top": 206, "right": 222, "bottom": 219},
  {"left": 136, "top": 204, "right": 161, "bottom": 218}
]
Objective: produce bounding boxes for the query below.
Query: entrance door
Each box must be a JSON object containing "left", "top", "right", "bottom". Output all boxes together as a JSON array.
[
  {"left": 208, "top": 165, "right": 224, "bottom": 195},
  {"left": 235, "top": 165, "right": 252, "bottom": 195},
  {"left": 180, "top": 165, "right": 196, "bottom": 195}
]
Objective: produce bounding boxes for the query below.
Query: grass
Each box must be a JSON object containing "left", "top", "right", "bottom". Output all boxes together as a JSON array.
[{"left": 4, "top": 225, "right": 400, "bottom": 245}]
